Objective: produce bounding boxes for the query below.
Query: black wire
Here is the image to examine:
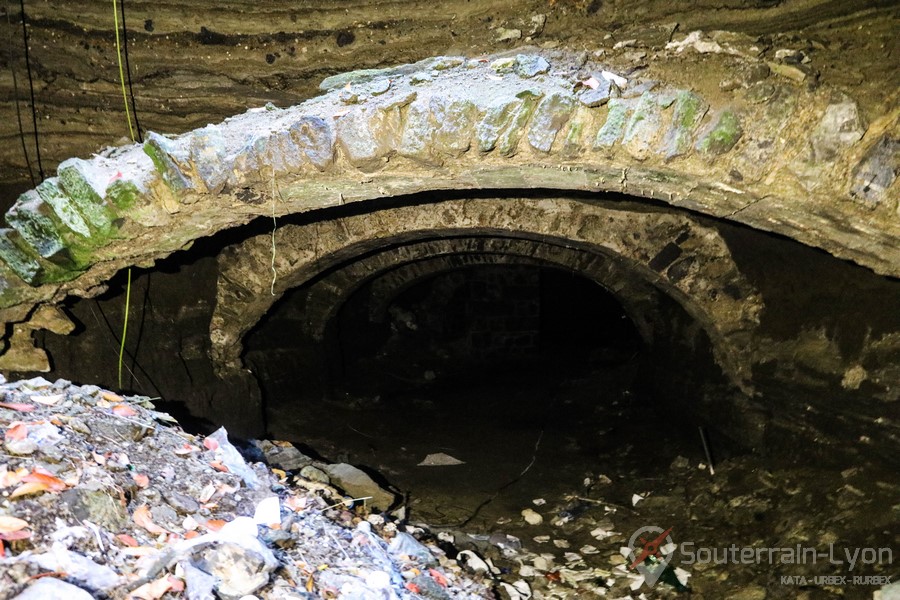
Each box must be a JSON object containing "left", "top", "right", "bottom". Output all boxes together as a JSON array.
[
  {"left": 118, "top": 0, "right": 142, "bottom": 142},
  {"left": 18, "top": 0, "right": 44, "bottom": 181},
  {"left": 5, "top": 2, "right": 35, "bottom": 187}
]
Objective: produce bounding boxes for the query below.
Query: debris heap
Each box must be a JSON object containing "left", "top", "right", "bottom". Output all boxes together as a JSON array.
[{"left": 0, "top": 376, "right": 493, "bottom": 599}]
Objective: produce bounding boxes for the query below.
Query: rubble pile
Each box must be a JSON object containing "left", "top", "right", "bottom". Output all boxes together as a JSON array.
[{"left": 0, "top": 377, "right": 493, "bottom": 599}]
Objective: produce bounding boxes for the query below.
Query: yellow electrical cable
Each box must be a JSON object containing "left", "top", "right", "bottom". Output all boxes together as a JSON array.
[
  {"left": 113, "top": 0, "right": 134, "bottom": 388},
  {"left": 113, "top": 0, "right": 135, "bottom": 142},
  {"left": 117, "top": 267, "right": 131, "bottom": 389}
]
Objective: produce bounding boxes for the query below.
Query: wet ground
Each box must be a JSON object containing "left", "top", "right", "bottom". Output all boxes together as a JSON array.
[{"left": 268, "top": 365, "right": 899, "bottom": 599}]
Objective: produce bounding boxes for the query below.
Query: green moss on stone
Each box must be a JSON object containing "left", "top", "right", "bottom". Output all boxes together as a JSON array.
[
  {"left": 143, "top": 136, "right": 190, "bottom": 193},
  {"left": 664, "top": 91, "right": 708, "bottom": 159},
  {"left": 697, "top": 110, "right": 743, "bottom": 155},
  {"left": 0, "top": 228, "right": 74, "bottom": 285},
  {"left": 623, "top": 92, "right": 657, "bottom": 145},
  {"left": 674, "top": 91, "right": 705, "bottom": 130},
  {"left": 477, "top": 99, "right": 521, "bottom": 152},
  {"left": 6, "top": 193, "right": 74, "bottom": 268},
  {"left": 58, "top": 163, "right": 114, "bottom": 236},
  {"left": 0, "top": 262, "right": 32, "bottom": 307},
  {"left": 106, "top": 180, "right": 140, "bottom": 211},
  {"left": 36, "top": 180, "right": 91, "bottom": 238}
]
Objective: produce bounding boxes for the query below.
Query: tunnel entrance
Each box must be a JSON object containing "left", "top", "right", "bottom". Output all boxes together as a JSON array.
[{"left": 243, "top": 260, "right": 726, "bottom": 531}]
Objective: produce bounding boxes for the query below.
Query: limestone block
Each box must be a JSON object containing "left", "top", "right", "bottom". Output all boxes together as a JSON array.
[
  {"left": 696, "top": 109, "right": 743, "bottom": 156},
  {"left": 0, "top": 324, "right": 49, "bottom": 372},
  {"left": 622, "top": 91, "right": 662, "bottom": 160},
  {"left": 663, "top": 90, "right": 709, "bottom": 160},
  {"left": 594, "top": 98, "right": 633, "bottom": 149},
  {"left": 142, "top": 133, "right": 193, "bottom": 193},
  {"left": 527, "top": 91, "right": 576, "bottom": 153},
  {"left": 810, "top": 100, "right": 866, "bottom": 163}
]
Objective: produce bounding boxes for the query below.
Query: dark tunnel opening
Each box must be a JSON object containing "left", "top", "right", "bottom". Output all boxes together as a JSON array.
[
  {"left": 242, "top": 257, "right": 738, "bottom": 529},
  {"left": 328, "top": 264, "right": 644, "bottom": 396}
]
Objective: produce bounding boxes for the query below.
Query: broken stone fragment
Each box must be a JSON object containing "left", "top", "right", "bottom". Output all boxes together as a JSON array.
[
  {"left": 194, "top": 540, "right": 277, "bottom": 599},
  {"left": 299, "top": 464, "right": 330, "bottom": 483},
  {"left": 514, "top": 54, "right": 550, "bottom": 78},
  {"left": 61, "top": 484, "right": 128, "bottom": 531},
  {"left": 578, "top": 75, "right": 617, "bottom": 108},
  {"left": 323, "top": 462, "right": 396, "bottom": 511},
  {"left": 495, "top": 27, "right": 522, "bottom": 42},
  {"left": 254, "top": 439, "right": 314, "bottom": 471},
  {"left": 11, "top": 577, "right": 94, "bottom": 600}
]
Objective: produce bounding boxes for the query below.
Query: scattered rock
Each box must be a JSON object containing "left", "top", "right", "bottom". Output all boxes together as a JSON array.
[
  {"left": 521, "top": 508, "right": 543, "bottom": 525},
  {"left": 163, "top": 489, "right": 201, "bottom": 515},
  {"left": 767, "top": 61, "right": 807, "bottom": 82},
  {"left": 514, "top": 54, "right": 550, "bottom": 78},
  {"left": 495, "top": 27, "right": 522, "bottom": 42},
  {"left": 322, "top": 462, "right": 396, "bottom": 511},
  {"left": 810, "top": 99, "right": 866, "bottom": 163},
  {"left": 194, "top": 540, "right": 277, "bottom": 599},
  {"left": 11, "top": 577, "right": 94, "bottom": 600},
  {"left": 0, "top": 379, "right": 493, "bottom": 600},
  {"left": 299, "top": 464, "right": 330, "bottom": 483},
  {"left": 254, "top": 440, "right": 314, "bottom": 471},
  {"left": 418, "top": 452, "right": 465, "bottom": 466}
]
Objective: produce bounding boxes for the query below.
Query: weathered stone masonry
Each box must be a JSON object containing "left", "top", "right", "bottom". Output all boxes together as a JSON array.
[{"left": 0, "top": 46, "right": 896, "bottom": 453}]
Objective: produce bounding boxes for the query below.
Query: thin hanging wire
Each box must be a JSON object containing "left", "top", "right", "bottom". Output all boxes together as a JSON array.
[
  {"left": 18, "top": 0, "right": 44, "bottom": 181},
  {"left": 116, "top": 0, "right": 142, "bottom": 142},
  {"left": 4, "top": 2, "right": 35, "bottom": 186}
]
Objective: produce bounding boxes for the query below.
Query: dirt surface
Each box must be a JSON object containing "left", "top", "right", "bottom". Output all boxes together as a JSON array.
[{"left": 269, "top": 367, "right": 900, "bottom": 599}]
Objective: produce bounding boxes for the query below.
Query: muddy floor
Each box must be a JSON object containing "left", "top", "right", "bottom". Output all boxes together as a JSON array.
[{"left": 268, "top": 366, "right": 899, "bottom": 599}]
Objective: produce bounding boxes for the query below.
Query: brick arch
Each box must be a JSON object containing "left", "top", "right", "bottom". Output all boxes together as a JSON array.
[
  {"left": 1, "top": 49, "right": 896, "bottom": 371},
  {"left": 211, "top": 196, "right": 762, "bottom": 390}
]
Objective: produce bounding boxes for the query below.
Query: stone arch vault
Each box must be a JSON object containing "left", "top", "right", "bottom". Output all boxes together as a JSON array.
[
  {"left": 212, "top": 196, "right": 761, "bottom": 390},
  {"left": 0, "top": 48, "right": 897, "bottom": 377}
]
